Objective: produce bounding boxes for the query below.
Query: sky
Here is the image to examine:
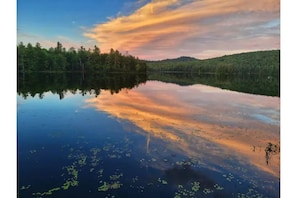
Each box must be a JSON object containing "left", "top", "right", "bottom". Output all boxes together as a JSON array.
[{"left": 17, "top": 0, "right": 280, "bottom": 60}]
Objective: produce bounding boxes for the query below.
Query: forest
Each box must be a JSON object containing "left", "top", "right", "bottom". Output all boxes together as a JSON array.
[
  {"left": 146, "top": 50, "right": 280, "bottom": 77},
  {"left": 17, "top": 42, "right": 147, "bottom": 73}
]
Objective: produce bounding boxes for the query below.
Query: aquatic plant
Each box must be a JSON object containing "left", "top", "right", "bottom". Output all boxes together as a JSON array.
[
  {"left": 20, "top": 185, "right": 31, "bottom": 190},
  {"left": 98, "top": 182, "right": 109, "bottom": 191},
  {"left": 110, "top": 173, "right": 123, "bottom": 180},
  {"left": 98, "top": 181, "right": 123, "bottom": 192},
  {"left": 191, "top": 181, "right": 200, "bottom": 191},
  {"left": 32, "top": 187, "right": 61, "bottom": 196}
]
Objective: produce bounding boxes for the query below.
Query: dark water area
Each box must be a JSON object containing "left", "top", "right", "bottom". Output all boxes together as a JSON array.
[{"left": 17, "top": 73, "right": 280, "bottom": 198}]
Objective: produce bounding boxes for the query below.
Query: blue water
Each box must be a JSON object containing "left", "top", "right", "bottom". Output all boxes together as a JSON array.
[{"left": 17, "top": 84, "right": 280, "bottom": 198}]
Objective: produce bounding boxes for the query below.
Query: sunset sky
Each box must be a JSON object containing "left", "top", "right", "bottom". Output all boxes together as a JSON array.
[{"left": 17, "top": 0, "right": 280, "bottom": 60}]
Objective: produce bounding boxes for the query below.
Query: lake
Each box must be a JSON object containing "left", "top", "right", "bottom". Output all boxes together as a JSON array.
[{"left": 17, "top": 73, "right": 280, "bottom": 198}]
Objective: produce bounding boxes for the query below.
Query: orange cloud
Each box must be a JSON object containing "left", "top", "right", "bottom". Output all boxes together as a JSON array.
[
  {"left": 85, "top": 81, "right": 280, "bottom": 177},
  {"left": 84, "top": 0, "right": 280, "bottom": 60}
]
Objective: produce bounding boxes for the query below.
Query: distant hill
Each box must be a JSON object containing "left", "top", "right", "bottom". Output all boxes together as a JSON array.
[
  {"left": 146, "top": 50, "right": 280, "bottom": 76},
  {"left": 147, "top": 56, "right": 198, "bottom": 63}
]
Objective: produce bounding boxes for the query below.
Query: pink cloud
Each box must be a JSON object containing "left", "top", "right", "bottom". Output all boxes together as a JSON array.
[{"left": 84, "top": 0, "right": 280, "bottom": 60}]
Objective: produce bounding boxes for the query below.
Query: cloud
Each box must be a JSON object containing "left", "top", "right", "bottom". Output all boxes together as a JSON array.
[{"left": 84, "top": 0, "right": 279, "bottom": 60}]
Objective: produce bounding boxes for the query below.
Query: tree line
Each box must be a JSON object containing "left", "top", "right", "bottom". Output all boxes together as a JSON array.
[
  {"left": 17, "top": 42, "right": 147, "bottom": 73},
  {"left": 146, "top": 50, "right": 280, "bottom": 77}
]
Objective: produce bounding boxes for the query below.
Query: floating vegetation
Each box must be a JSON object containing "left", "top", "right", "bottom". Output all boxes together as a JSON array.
[
  {"left": 50, "top": 167, "right": 79, "bottom": 192},
  {"left": 191, "top": 181, "right": 200, "bottom": 191},
  {"left": 61, "top": 180, "right": 71, "bottom": 190},
  {"left": 90, "top": 147, "right": 101, "bottom": 167},
  {"left": 173, "top": 181, "right": 203, "bottom": 197},
  {"left": 64, "top": 165, "right": 78, "bottom": 179},
  {"left": 32, "top": 187, "right": 61, "bottom": 196},
  {"left": 132, "top": 176, "right": 138, "bottom": 183},
  {"left": 214, "top": 183, "right": 224, "bottom": 190},
  {"left": 203, "top": 188, "right": 213, "bottom": 194},
  {"left": 223, "top": 173, "right": 234, "bottom": 182},
  {"left": 157, "top": 178, "right": 168, "bottom": 185},
  {"left": 98, "top": 182, "right": 109, "bottom": 192},
  {"left": 174, "top": 184, "right": 196, "bottom": 198},
  {"left": 98, "top": 169, "right": 104, "bottom": 175},
  {"left": 109, "top": 181, "right": 122, "bottom": 189},
  {"left": 78, "top": 155, "right": 87, "bottom": 165},
  {"left": 236, "top": 188, "right": 264, "bottom": 198},
  {"left": 90, "top": 148, "right": 101, "bottom": 155},
  {"left": 98, "top": 181, "right": 122, "bottom": 191},
  {"left": 31, "top": 148, "right": 88, "bottom": 197},
  {"left": 175, "top": 160, "right": 192, "bottom": 166},
  {"left": 22, "top": 126, "right": 278, "bottom": 198},
  {"left": 20, "top": 185, "right": 31, "bottom": 190},
  {"left": 103, "top": 143, "right": 113, "bottom": 152},
  {"left": 110, "top": 173, "right": 123, "bottom": 180},
  {"left": 29, "top": 149, "right": 36, "bottom": 154},
  {"left": 108, "top": 154, "right": 121, "bottom": 159}
]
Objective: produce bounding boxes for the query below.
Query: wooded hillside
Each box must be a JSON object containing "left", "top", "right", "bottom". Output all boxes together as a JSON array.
[{"left": 147, "top": 50, "right": 280, "bottom": 76}]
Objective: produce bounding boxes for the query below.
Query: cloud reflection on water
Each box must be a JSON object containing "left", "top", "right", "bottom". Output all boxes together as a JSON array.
[{"left": 85, "top": 81, "right": 280, "bottom": 178}]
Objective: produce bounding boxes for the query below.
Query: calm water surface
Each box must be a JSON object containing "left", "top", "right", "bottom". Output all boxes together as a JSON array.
[{"left": 17, "top": 80, "right": 280, "bottom": 198}]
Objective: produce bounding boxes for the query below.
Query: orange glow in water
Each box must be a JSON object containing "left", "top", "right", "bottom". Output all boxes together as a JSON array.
[{"left": 86, "top": 81, "right": 280, "bottom": 177}]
